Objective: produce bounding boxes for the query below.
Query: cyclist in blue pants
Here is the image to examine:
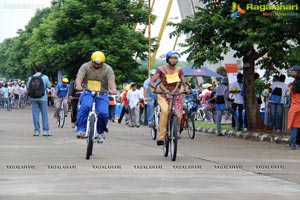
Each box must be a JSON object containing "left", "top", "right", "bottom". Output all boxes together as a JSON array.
[
  {"left": 75, "top": 51, "right": 117, "bottom": 139},
  {"left": 143, "top": 68, "right": 158, "bottom": 127}
]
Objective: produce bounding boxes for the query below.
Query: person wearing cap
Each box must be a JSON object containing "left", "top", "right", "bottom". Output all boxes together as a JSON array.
[
  {"left": 288, "top": 65, "right": 300, "bottom": 150},
  {"left": 127, "top": 82, "right": 143, "bottom": 127},
  {"left": 149, "top": 51, "right": 189, "bottom": 145},
  {"left": 118, "top": 85, "right": 130, "bottom": 124},
  {"left": 75, "top": 51, "right": 117, "bottom": 139},
  {"left": 215, "top": 77, "right": 239, "bottom": 136},
  {"left": 199, "top": 83, "right": 212, "bottom": 107},
  {"left": 143, "top": 68, "right": 158, "bottom": 127},
  {"left": 53, "top": 77, "right": 70, "bottom": 120}
]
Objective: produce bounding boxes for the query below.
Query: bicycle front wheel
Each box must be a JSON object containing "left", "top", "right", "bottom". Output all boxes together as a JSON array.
[
  {"left": 187, "top": 113, "right": 195, "bottom": 139},
  {"left": 170, "top": 115, "right": 178, "bottom": 161},
  {"left": 151, "top": 113, "right": 157, "bottom": 140},
  {"left": 163, "top": 134, "right": 169, "bottom": 157},
  {"left": 59, "top": 108, "right": 65, "bottom": 128},
  {"left": 86, "top": 115, "right": 95, "bottom": 160}
]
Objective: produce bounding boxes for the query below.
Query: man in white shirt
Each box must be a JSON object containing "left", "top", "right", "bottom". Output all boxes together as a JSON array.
[
  {"left": 12, "top": 81, "right": 21, "bottom": 109},
  {"left": 127, "top": 82, "right": 143, "bottom": 127},
  {"left": 269, "top": 74, "right": 289, "bottom": 132},
  {"left": 230, "top": 73, "right": 246, "bottom": 131}
]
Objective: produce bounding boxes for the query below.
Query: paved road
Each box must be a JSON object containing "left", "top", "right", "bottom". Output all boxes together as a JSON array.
[{"left": 0, "top": 108, "right": 300, "bottom": 199}]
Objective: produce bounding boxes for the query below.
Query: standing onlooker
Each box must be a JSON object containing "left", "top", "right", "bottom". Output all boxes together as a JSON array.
[
  {"left": 127, "top": 82, "right": 143, "bottom": 127},
  {"left": 47, "top": 84, "right": 55, "bottom": 107},
  {"left": 19, "top": 84, "right": 27, "bottom": 108},
  {"left": 230, "top": 73, "right": 247, "bottom": 131},
  {"left": 27, "top": 63, "right": 51, "bottom": 136},
  {"left": 269, "top": 74, "right": 289, "bottom": 132},
  {"left": 288, "top": 65, "right": 300, "bottom": 150},
  {"left": 215, "top": 77, "right": 239, "bottom": 136},
  {"left": 138, "top": 86, "right": 146, "bottom": 125},
  {"left": 8, "top": 82, "right": 14, "bottom": 109},
  {"left": 108, "top": 94, "right": 117, "bottom": 122},
  {"left": 1, "top": 83, "right": 11, "bottom": 111},
  {"left": 12, "top": 81, "right": 20, "bottom": 109},
  {"left": 118, "top": 85, "right": 130, "bottom": 124}
]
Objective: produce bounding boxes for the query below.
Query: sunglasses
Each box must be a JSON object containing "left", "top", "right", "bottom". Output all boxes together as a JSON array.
[{"left": 93, "top": 61, "right": 102, "bottom": 66}]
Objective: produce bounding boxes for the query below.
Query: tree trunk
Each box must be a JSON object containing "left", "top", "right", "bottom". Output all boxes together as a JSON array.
[{"left": 243, "top": 57, "right": 264, "bottom": 131}]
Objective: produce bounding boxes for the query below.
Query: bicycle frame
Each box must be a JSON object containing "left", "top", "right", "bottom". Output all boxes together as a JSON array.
[{"left": 86, "top": 92, "right": 98, "bottom": 141}]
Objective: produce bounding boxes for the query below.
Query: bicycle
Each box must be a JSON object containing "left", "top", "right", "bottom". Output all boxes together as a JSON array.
[
  {"left": 56, "top": 97, "right": 68, "bottom": 128},
  {"left": 155, "top": 84, "right": 187, "bottom": 161},
  {"left": 180, "top": 100, "right": 196, "bottom": 139},
  {"left": 19, "top": 95, "right": 27, "bottom": 108},
  {"left": 85, "top": 80, "right": 106, "bottom": 160},
  {"left": 150, "top": 100, "right": 160, "bottom": 140},
  {"left": 195, "top": 105, "right": 215, "bottom": 123}
]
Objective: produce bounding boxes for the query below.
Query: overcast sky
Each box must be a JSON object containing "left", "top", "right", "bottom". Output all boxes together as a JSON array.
[{"left": 0, "top": 0, "right": 187, "bottom": 60}]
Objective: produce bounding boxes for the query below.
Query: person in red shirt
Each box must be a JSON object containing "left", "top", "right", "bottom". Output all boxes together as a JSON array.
[
  {"left": 118, "top": 85, "right": 130, "bottom": 124},
  {"left": 288, "top": 65, "right": 300, "bottom": 150}
]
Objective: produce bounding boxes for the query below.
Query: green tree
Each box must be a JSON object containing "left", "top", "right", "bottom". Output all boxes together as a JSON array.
[
  {"left": 0, "top": 8, "right": 51, "bottom": 80},
  {"left": 171, "top": 0, "right": 300, "bottom": 131}
]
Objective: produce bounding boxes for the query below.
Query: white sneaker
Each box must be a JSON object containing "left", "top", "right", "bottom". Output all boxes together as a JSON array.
[
  {"left": 71, "top": 123, "right": 76, "bottom": 128},
  {"left": 43, "top": 131, "right": 52, "bottom": 136},
  {"left": 76, "top": 132, "right": 85, "bottom": 139},
  {"left": 95, "top": 133, "right": 105, "bottom": 143}
]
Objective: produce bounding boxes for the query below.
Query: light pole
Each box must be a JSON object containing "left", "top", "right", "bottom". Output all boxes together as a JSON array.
[{"left": 149, "top": 0, "right": 174, "bottom": 69}]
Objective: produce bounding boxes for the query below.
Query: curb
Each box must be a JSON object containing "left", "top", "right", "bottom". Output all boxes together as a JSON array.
[{"left": 195, "top": 127, "right": 290, "bottom": 144}]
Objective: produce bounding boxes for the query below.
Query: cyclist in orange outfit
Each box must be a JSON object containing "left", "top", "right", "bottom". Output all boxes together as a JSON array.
[{"left": 149, "top": 51, "right": 189, "bottom": 145}]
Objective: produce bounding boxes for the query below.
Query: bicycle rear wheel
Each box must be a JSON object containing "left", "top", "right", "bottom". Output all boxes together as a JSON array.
[
  {"left": 86, "top": 115, "right": 95, "bottom": 160},
  {"left": 170, "top": 115, "right": 178, "bottom": 161},
  {"left": 187, "top": 113, "right": 195, "bottom": 139}
]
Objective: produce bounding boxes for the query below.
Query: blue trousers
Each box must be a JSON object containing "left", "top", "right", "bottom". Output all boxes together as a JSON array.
[
  {"left": 269, "top": 102, "right": 283, "bottom": 131},
  {"left": 31, "top": 100, "right": 49, "bottom": 132},
  {"left": 146, "top": 100, "right": 154, "bottom": 125},
  {"left": 290, "top": 128, "right": 299, "bottom": 150},
  {"left": 77, "top": 91, "right": 109, "bottom": 134}
]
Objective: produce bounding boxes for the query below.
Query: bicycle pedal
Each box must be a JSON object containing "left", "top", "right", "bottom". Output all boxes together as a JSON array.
[{"left": 95, "top": 139, "right": 104, "bottom": 144}]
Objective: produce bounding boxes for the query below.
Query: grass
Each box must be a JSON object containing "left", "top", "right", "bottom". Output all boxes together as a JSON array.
[
  {"left": 194, "top": 121, "right": 290, "bottom": 136},
  {"left": 194, "top": 121, "right": 232, "bottom": 131}
]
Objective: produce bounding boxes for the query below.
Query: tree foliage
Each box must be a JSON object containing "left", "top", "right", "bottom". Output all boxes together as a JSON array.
[
  {"left": 171, "top": 0, "right": 300, "bottom": 130},
  {"left": 0, "top": 0, "right": 151, "bottom": 86}
]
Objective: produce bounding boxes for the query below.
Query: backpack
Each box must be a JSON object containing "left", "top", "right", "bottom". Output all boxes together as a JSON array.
[
  {"left": 28, "top": 74, "right": 45, "bottom": 98},
  {"left": 269, "top": 87, "right": 282, "bottom": 103}
]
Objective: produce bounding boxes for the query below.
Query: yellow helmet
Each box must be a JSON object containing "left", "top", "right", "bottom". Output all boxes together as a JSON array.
[
  {"left": 62, "top": 78, "right": 69, "bottom": 83},
  {"left": 231, "top": 86, "right": 238, "bottom": 92},
  {"left": 125, "top": 84, "right": 131, "bottom": 91},
  {"left": 91, "top": 51, "right": 105, "bottom": 64}
]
